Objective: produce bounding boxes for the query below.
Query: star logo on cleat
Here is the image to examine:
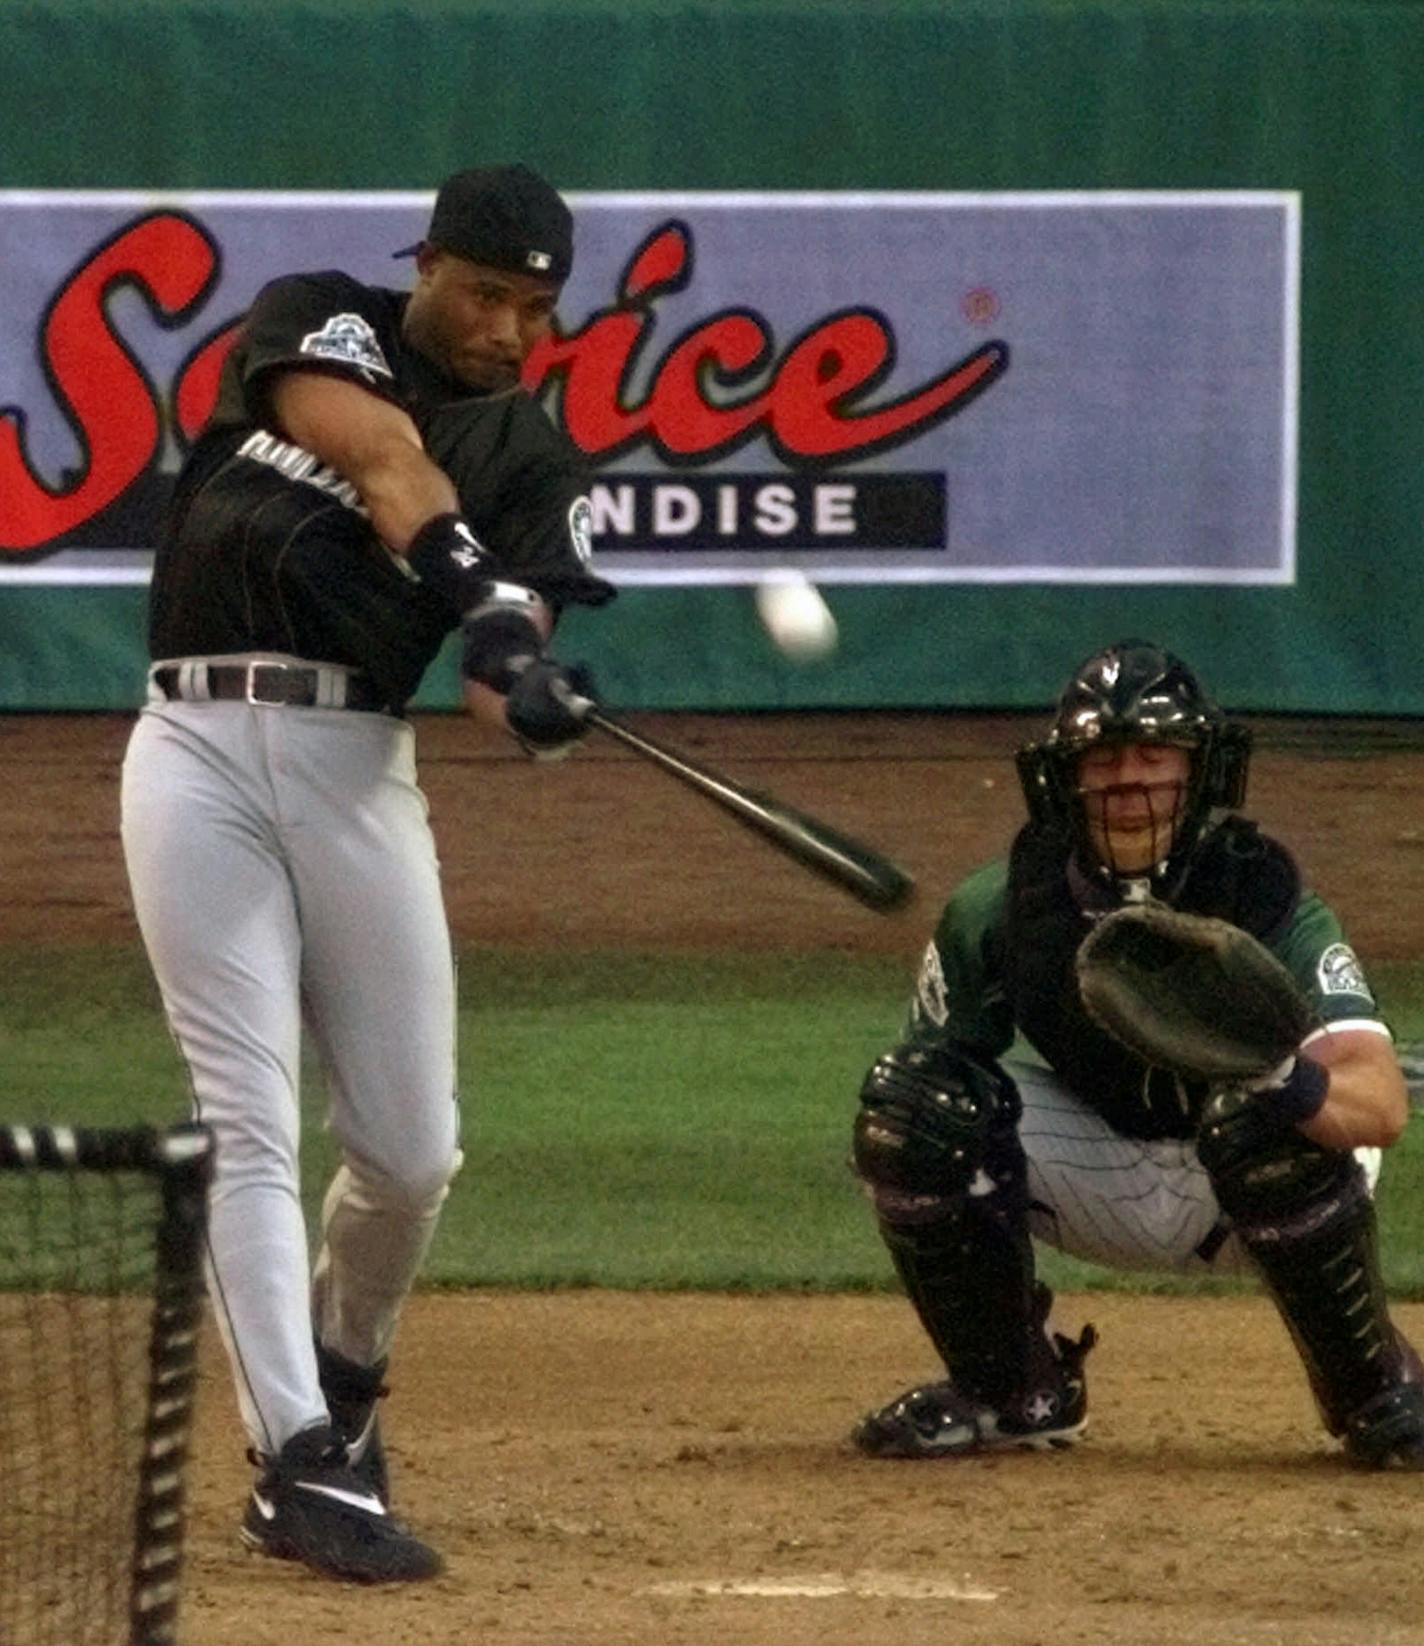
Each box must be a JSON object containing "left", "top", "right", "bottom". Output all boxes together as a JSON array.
[{"left": 1025, "top": 1392, "right": 1059, "bottom": 1426}]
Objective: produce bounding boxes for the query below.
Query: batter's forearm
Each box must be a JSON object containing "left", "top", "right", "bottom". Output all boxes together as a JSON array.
[
  {"left": 351, "top": 444, "right": 462, "bottom": 555},
  {"left": 269, "top": 370, "right": 459, "bottom": 552}
]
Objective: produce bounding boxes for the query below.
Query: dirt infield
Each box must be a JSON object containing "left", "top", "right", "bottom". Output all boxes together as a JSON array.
[
  {"left": 179, "top": 1290, "right": 1424, "bottom": 1646},
  {"left": 5, "top": 709, "right": 1424, "bottom": 1645},
  {"left": 4, "top": 709, "right": 1424, "bottom": 957}
]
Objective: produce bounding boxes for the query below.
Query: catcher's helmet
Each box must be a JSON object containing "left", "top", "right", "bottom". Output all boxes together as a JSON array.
[{"left": 1016, "top": 639, "right": 1250, "bottom": 891}]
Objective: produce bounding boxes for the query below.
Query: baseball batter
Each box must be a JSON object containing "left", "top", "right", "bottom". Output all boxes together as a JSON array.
[
  {"left": 120, "top": 165, "right": 612, "bottom": 1582},
  {"left": 852, "top": 640, "right": 1424, "bottom": 1469}
]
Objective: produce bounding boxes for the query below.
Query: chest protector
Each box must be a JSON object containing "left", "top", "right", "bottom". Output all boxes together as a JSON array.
[{"left": 999, "top": 817, "right": 1301, "bottom": 1139}]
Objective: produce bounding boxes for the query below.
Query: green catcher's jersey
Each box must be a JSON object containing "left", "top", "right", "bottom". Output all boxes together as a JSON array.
[{"left": 906, "top": 858, "right": 1383, "bottom": 1130}]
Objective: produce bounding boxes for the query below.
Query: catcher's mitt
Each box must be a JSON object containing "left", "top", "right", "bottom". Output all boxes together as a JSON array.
[{"left": 1075, "top": 902, "right": 1316, "bottom": 1082}]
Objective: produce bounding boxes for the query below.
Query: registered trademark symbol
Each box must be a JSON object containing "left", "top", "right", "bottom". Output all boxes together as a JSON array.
[{"left": 961, "top": 286, "right": 1000, "bottom": 324}]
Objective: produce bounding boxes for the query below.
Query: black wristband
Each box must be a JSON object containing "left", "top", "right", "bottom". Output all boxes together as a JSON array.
[
  {"left": 405, "top": 512, "right": 496, "bottom": 615},
  {"left": 1252, "top": 1053, "right": 1330, "bottom": 1129}
]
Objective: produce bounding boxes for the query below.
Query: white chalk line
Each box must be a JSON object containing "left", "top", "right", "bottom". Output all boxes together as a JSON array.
[{"left": 642, "top": 1570, "right": 999, "bottom": 1602}]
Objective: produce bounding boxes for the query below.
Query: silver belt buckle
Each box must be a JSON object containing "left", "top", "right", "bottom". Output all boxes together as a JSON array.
[{"left": 244, "top": 662, "right": 287, "bottom": 706}]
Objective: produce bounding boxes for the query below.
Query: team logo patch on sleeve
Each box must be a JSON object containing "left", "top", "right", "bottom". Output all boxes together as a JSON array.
[
  {"left": 915, "top": 942, "right": 949, "bottom": 1027},
  {"left": 299, "top": 313, "right": 393, "bottom": 378},
  {"left": 1318, "top": 942, "right": 1373, "bottom": 1000},
  {"left": 568, "top": 496, "right": 594, "bottom": 565}
]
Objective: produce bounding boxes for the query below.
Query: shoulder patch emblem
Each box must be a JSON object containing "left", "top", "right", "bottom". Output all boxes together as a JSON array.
[
  {"left": 568, "top": 495, "right": 594, "bottom": 566},
  {"left": 1318, "top": 942, "right": 1372, "bottom": 1000},
  {"left": 299, "top": 313, "right": 393, "bottom": 378},
  {"left": 915, "top": 942, "right": 949, "bottom": 1027}
]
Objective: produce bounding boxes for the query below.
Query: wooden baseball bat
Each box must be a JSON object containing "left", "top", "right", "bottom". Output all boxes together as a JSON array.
[{"left": 586, "top": 710, "right": 915, "bottom": 913}]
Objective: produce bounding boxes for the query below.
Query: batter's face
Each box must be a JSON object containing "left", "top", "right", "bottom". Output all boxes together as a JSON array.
[
  {"left": 1076, "top": 740, "right": 1191, "bottom": 874},
  {"left": 404, "top": 247, "right": 560, "bottom": 392}
]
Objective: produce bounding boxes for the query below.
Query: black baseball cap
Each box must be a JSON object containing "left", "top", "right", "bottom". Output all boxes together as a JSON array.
[{"left": 395, "top": 164, "right": 573, "bottom": 282}]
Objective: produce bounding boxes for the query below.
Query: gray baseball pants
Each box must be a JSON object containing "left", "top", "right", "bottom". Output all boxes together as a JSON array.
[{"left": 121, "top": 678, "right": 460, "bottom": 1457}]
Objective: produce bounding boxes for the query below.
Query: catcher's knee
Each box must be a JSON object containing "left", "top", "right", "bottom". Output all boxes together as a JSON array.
[
  {"left": 1196, "top": 1084, "right": 1358, "bottom": 1229},
  {"left": 852, "top": 1042, "right": 1022, "bottom": 1224}
]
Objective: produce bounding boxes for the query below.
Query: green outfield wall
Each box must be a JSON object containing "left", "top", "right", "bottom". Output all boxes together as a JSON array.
[{"left": 2, "top": 1, "right": 1420, "bottom": 713}]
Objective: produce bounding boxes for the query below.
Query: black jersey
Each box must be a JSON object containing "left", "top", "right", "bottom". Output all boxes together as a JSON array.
[{"left": 148, "top": 270, "right": 614, "bottom": 707}]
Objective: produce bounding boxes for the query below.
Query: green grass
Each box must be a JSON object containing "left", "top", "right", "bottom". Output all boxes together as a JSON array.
[
  {"left": 1380, "top": 963, "right": 1424, "bottom": 1040},
  {"left": 4, "top": 946, "right": 1424, "bottom": 1295}
]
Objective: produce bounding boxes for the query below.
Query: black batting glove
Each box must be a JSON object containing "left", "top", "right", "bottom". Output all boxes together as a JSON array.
[{"left": 504, "top": 659, "right": 598, "bottom": 757}]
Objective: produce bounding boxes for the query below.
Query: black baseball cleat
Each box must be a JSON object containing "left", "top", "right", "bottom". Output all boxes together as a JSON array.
[
  {"left": 1343, "top": 1387, "right": 1424, "bottom": 1471},
  {"left": 240, "top": 1424, "right": 442, "bottom": 1583},
  {"left": 315, "top": 1339, "right": 391, "bottom": 1504},
  {"left": 854, "top": 1326, "right": 1097, "bottom": 1459},
  {"left": 1341, "top": 1373, "right": 1424, "bottom": 1472},
  {"left": 1318, "top": 1329, "right": 1424, "bottom": 1471}
]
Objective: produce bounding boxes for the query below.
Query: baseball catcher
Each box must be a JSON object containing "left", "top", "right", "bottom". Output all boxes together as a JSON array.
[{"left": 852, "top": 638, "right": 1424, "bottom": 1469}]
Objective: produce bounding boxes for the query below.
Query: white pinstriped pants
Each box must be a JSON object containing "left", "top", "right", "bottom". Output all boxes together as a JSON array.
[{"left": 1010, "top": 1058, "right": 1381, "bottom": 1277}]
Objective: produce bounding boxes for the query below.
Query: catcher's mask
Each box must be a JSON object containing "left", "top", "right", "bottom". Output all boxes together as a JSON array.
[{"left": 1015, "top": 639, "right": 1250, "bottom": 895}]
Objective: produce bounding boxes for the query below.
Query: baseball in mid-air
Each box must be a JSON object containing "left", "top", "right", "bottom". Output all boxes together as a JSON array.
[{"left": 754, "top": 571, "right": 838, "bottom": 662}]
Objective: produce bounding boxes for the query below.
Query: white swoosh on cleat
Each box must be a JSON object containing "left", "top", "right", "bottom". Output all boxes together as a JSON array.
[
  {"left": 251, "top": 1491, "right": 277, "bottom": 1522},
  {"left": 295, "top": 1482, "right": 387, "bottom": 1516},
  {"left": 346, "top": 1413, "right": 379, "bottom": 1465}
]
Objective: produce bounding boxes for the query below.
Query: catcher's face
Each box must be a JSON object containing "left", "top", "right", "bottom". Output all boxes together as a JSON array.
[
  {"left": 404, "top": 247, "right": 560, "bottom": 392},
  {"left": 1076, "top": 740, "right": 1191, "bottom": 874}
]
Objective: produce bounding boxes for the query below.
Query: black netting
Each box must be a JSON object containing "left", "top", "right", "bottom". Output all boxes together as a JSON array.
[{"left": 0, "top": 1128, "right": 209, "bottom": 1646}]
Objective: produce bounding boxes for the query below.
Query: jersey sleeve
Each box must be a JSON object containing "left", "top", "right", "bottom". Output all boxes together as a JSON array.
[
  {"left": 904, "top": 859, "right": 1016, "bottom": 1056},
  {"left": 1269, "top": 891, "right": 1387, "bottom": 1029},
  {"left": 231, "top": 272, "right": 405, "bottom": 421},
  {"left": 420, "top": 396, "right": 615, "bottom": 610}
]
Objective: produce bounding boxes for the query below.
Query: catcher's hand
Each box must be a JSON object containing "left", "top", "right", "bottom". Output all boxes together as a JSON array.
[{"left": 1075, "top": 902, "right": 1317, "bottom": 1082}]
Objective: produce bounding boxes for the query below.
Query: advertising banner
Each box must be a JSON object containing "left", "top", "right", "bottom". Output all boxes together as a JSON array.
[{"left": 1, "top": 190, "right": 1297, "bottom": 588}]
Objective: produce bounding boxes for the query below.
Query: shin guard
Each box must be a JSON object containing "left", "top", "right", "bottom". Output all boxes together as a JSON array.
[
  {"left": 1198, "top": 1086, "right": 1417, "bottom": 1440},
  {"left": 854, "top": 1042, "right": 1056, "bottom": 1405}
]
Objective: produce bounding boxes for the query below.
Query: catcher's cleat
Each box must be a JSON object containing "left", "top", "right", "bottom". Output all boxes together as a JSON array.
[
  {"left": 240, "top": 1424, "right": 442, "bottom": 1583},
  {"left": 315, "top": 1339, "right": 391, "bottom": 1505},
  {"left": 1343, "top": 1385, "right": 1424, "bottom": 1471},
  {"left": 1340, "top": 1337, "right": 1424, "bottom": 1471},
  {"left": 854, "top": 1326, "right": 1097, "bottom": 1459}
]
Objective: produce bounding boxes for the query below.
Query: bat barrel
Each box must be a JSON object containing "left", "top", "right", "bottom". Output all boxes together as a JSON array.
[{"left": 587, "top": 711, "right": 915, "bottom": 914}]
